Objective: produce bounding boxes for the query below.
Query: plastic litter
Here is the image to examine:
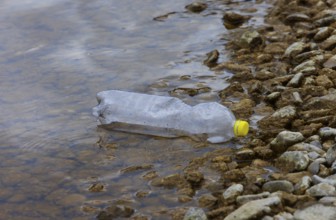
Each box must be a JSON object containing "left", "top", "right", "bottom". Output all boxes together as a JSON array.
[{"left": 92, "top": 90, "right": 249, "bottom": 143}]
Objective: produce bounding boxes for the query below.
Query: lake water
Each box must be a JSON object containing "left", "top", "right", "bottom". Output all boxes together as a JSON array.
[{"left": 0, "top": 0, "right": 269, "bottom": 219}]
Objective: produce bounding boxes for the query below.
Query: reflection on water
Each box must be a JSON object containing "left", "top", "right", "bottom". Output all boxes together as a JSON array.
[{"left": 0, "top": 0, "right": 269, "bottom": 219}]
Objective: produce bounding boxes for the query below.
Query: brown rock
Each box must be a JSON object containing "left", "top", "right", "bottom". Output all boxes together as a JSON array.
[
  {"left": 316, "top": 75, "right": 334, "bottom": 88},
  {"left": 230, "top": 99, "right": 256, "bottom": 119},
  {"left": 198, "top": 194, "right": 217, "bottom": 208}
]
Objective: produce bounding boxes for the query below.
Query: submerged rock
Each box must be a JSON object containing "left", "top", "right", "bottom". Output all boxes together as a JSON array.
[
  {"left": 185, "top": 2, "right": 207, "bottom": 13},
  {"left": 183, "top": 207, "right": 207, "bottom": 220},
  {"left": 223, "top": 12, "right": 250, "bottom": 28}
]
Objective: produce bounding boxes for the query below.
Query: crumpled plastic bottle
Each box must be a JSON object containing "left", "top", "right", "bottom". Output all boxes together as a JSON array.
[{"left": 92, "top": 90, "right": 249, "bottom": 143}]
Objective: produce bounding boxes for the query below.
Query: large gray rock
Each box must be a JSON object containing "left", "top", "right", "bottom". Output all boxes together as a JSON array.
[
  {"left": 319, "top": 127, "right": 336, "bottom": 138},
  {"left": 183, "top": 207, "right": 207, "bottom": 220},
  {"left": 271, "top": 131, "right": 304, "bottom": 153},
  {"left": 306, "top": 183, "right": 336, "bottom": 197},
  {"left": 276, "top": 151, "right": 309, "bottom": 172},
  {"left": 262, "top": 180, "right": 294, "bottom": 193},
  {"left": 308, "top": 158, "right": 326, "bottom": 174},
  {"left": 288, "top": 142, "right": 325, "bottom": 155},
  {"left": 294, "top": 204, "right": 336, "bottom": 220},
  {"left": 312, "top": 174, "right": 336, "bottom": 186},
  {"left": 224, "top": 197, "right": 281, "bottom": 220}
]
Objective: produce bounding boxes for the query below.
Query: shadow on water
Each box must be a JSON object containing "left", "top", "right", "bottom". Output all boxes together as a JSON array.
[{"left": 0, "top": 0, "right": 270, "bottom": 219}]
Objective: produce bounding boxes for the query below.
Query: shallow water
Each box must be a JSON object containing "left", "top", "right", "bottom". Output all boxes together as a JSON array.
[{"left": 0, "top": 0, "right": 270, "bottom": 219}]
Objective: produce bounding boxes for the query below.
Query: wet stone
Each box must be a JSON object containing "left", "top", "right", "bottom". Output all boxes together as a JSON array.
[
  {"left": 185, "top": 2, "right": 207, "bottom": 13},
  {"left": 88, "top": 183, "right": 105, "bottom": 192},
  {"left": 255, "top": 70, "right": 276, "bottom": 80},
  {"left": 270, "top": 131, "right": 304, "bottom": 153},
  {"left": 223, "top": 12, "right": 250, "bottom": 27},
  {"left": 183, "top": 207, "right": 207, "bottom": 220},
  {"left": 184, "top": 170, "right": 204, "bottom": 185},
  {"left": 306, "top": 183, "right": 336, "bottom": 197},
  {"left": 203, "top": 50, "right": 219, "bottom": 67},
  {"left": 236, "top": 149, "right": 255, "bottom": 160},
  {"left": 97, "top": 205, "right": 135, "bottom": 219},
  {"left": 292, "top": 60, "right": 316, "bottom": 75},
  {"left": 236, "top": 30, "right": 263, "bottom": 50},
  {"left": 288, "top": 143, "right": 325, "bottom": 155},
  {"left": 276, "top": 151, "right": 310, "bottom": 172},
  {"left": 262, "top": 180, "right": 294, "bottom": 193}
]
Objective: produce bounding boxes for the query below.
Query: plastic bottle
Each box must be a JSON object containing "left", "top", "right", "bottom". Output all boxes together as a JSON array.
[{"left": 92, "top": 90, "right": 249, "bottom": 143}]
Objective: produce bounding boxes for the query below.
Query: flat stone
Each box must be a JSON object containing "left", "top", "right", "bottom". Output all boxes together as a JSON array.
[
  {"left": 262, "top": 180, "right": 294, "bottom": 193},
  {"left": 294, "top": 204, "right": 336, "bottom": 220},
  {"left": 294, "top": 176, "right": 312, "bottom": 195},
  {"left": 185, "top": 2, "right": 207, "bottom": 13},
  {"left": 270, "top": 131, "right": 304, "bottom": 153},
  {"left": 306, "top": 183, "right": 336, "bottom": 197},
  {"left": 224, "top": 197, "right": 281, "bottom": 220},
  {"left": 236, "top": 30, "right": 263, "bottom": 49},
  {"left": 303, "top": 92, "right": 336, "bottom": 110},
  {"left": 276, "top": 151, "right": 310, "bottom": 172},
  {"left": 183, "top": 207, "right": 207, "bottom": 220},
  {"left": 285, "top": 13, "right": 310, "bottom": 24},
  {"left": 236, "top": 192, "right": 270, "bottom": 205}
]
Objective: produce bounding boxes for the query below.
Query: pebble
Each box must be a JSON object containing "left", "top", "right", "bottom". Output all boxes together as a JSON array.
[
  {"left": 183, "top": 207, "right": 207, "bottom": 220},
  {"left": 306, "top": 183, "right": 336, "bottom": 197},
  {"left": 292, "top": 60, "right": 316, "bottom": 75},
  {"left": 224, "top": 196, "right": 281, "bottom": 220},
  {"left": 312, "top": 174, "right": 336, "bottom": 186},
  {"left": 276, "top": 151, "right": 310, "bottom": 172},
  {"left": 270, "top": 131, "right": 304, "bottom": 153},
  {"left": 287, "top": 72, "right": 304, "bottom": 87},
  {"left": 314, "top": 27, "right": 333, "bottom": 41},
  {"left": 223, "top": 184, "right": 244, "bottom": 202},
  {"left": 308, "top": 158, "right": 326, "bottom": 174},
  {"left": 294, "top": 176, "right": 312, "bottom": 195},
  {"left": 198, "top": 194, "right": 217, "bottom": 209},
  {"left": 320, "top": 35, "right": 336, "bottom": 50},
  {"left": 284, "top": 42, "right": 305, "bottom": 58},
  {"left": 294, "top": 204, "right": 336, "bottom": 220},
  {"left": 223, "top": 12, "right": 250, "bottom": 26},
  {"left": 326, "top": 144, "right": 336, "bottom": 165},
  {"left": 288, "top": 142, "right": 325, "bottom": 155},
  {"left": 236, "top": 30, "right": 263, "bottom": 49},
  {"left": 323, "top": 55, "right": 336, "bottom": 69},
  {"left": 262, "top": 180, "right": 294, "bottom": 193}
]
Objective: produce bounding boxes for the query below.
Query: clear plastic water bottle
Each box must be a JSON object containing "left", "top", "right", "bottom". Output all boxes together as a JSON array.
[{"left": 92, "top": 90, "right": 249, "bottom": 143}]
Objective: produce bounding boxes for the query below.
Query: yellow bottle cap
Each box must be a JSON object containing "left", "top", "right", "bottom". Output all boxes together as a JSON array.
[{"left": 233, "top": 120, "right": 249, "bottom": 137}]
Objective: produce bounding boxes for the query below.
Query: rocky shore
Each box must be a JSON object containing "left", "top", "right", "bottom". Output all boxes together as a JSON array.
[{"left": 96, "top": 0, "right": 336, "bottom": 219}]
